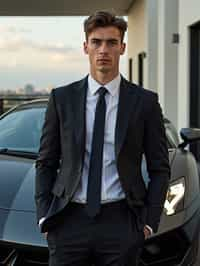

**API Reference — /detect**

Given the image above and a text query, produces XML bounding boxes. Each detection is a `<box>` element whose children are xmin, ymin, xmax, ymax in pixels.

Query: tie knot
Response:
<box><xmin>98</xmin><ymin>87</ymin><xmax>107</xmax><ymax>97</ymax></box>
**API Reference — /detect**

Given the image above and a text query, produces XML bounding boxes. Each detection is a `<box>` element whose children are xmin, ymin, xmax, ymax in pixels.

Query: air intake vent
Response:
<box><xmin>0</xmin><ymin>246</ymin><xmax>16</xmax><ymax>265</ymax></box>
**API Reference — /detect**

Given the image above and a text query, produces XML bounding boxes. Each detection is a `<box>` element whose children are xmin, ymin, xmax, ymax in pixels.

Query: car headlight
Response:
<box><xmin>164</xmin><ymin>177</ymin><xmax>185</xmax><ymax>215</ymax></box>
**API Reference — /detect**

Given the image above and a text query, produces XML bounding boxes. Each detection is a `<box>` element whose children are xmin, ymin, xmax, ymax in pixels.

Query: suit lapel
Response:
<box><xmin>72</xmin><ymin>76</ymin><xmax>88</xmax><ymax>148</ymax></box>
<box><xmin>115</xmin><ymin>78</ymin><xmax>141</xmax><ymax>159</ymax></box>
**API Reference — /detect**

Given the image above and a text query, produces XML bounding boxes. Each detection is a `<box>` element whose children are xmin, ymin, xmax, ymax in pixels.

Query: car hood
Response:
<box><xmin>0</xmin><ymin>154</ymin><xmax>36</xmax><ymax>211</ymax></box>
<box><xmin>0</xmin><ymin>149</ymin><xmax>176</xmax><ymax>212</ymax></box>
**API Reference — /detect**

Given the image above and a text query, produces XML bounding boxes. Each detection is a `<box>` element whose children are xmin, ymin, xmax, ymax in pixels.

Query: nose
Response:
<box><xmin>99</xmin><ymin>41</ymin><xmax>109</xmax><ymax>54</ymax></box>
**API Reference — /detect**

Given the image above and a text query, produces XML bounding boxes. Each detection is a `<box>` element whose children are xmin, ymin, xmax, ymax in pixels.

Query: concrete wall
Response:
<box><xmin>146</xmin><ymin>0</ymin><xmax>158</xmax><ymax>93</ymax></box>
<box><xmin>157</xmin><ymin>0</ymin><xmax>178</xmax><ymax>127</ymax></box>
<box><xmin>178</xmin><ymin>0</ymin><xmax>200</xmax><ymax>130</ymax></box>
<box><xmin>128</xmin><ymin>0</ymin><xmax>178</xmax><ymax>128</ymax></box>
<box><xmin>128</xmin><ymin>0</ymin><xmax>147</xmax><ymax>87</ymax></box>
<box><xmin>146</xmin><ymin>0</ymin><xmax>178</xmax><ymax>126</ymax></box>
<box><xmin>128</xmin><ymin>0</ymin><xmax>200</xmax><ymax>131</ymax></box>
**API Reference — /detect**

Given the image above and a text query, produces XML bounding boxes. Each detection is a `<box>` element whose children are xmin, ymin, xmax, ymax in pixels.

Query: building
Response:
<box><xmin>127</xmin><ymin>0</ymin><xmax>200</xmax><ymax>159</ymax></box>
<box><xmin>24</xmin><ymin>84</ymin><xmax>35</xmax><ymax>95</ymax></box>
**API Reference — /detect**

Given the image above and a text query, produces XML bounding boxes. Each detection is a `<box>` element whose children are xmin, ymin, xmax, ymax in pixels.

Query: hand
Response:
<box><xmin>43</xmin><ymin>232</ymin><xmax>48</xmax><ymax>239</ymax></box>
<box><xmin>143</xmin><ymin>226</ymin><xmax>152</xmax><ymax>239</ymax></box>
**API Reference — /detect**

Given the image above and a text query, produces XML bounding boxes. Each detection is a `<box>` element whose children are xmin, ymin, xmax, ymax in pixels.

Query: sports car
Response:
<box><xmin>0</xmin><ymin>99</ymin><xmax>200</xmax><ymax>266</ymax></box>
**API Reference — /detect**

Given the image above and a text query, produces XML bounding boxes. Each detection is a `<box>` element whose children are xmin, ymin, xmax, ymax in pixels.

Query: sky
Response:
<box><xmin>0</xmin><ymin>17</ymin><xmax>127</xmax><ymax>91</ymax></box>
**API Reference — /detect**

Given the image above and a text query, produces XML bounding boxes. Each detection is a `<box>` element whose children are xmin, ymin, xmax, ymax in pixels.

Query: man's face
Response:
<box><xmin>84</xmin><ymin>26</ymin><xmax>126</xmax><ymax>76</ymax></box>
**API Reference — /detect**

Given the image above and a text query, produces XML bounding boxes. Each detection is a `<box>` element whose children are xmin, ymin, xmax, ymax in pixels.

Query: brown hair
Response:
<box><xmin>84</xmin><ymin>11</ymin><xmax>127</xmax><ymax>43</ymax></box>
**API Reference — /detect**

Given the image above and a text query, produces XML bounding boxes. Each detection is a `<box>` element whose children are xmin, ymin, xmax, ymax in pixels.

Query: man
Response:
<box><xmin>35</xmin><ymin>11</ymin><xmax>170</xmax><ymax>266</ymax></box>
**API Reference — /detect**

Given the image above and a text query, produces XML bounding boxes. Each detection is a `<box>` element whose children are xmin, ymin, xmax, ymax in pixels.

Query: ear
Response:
<box><xmin>83</xmin><ymin>41</ymin><xmax>88</xmax><ymax>54</ymax></box>
<box><xmin>120</xmin><ymin>43</ymin><xmax>126</xmax><ymax>55</ymax></box>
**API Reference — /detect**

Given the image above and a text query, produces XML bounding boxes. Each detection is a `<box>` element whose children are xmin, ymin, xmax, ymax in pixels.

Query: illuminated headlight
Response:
<box><xmin>164</xmin><ymin>177</ymin><xmax>185</xmax><ymax>215</ymax></box>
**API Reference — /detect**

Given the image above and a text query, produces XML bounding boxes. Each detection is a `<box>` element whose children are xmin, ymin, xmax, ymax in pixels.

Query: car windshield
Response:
<box><xmin>0</xmin><ymin>106</ymin><xmax>46</xmax><ymax>154</ymax></box>
<box><xmin>0</xmin><ymin>104</ymin><xmax>176</xmax><ymax>155</ymax></box>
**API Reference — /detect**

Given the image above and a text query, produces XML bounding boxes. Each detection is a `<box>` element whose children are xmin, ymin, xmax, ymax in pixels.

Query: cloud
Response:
<box><xmin>0</xmin><ymin>35</ymin><xmax>76</xmax><ymax>55</ymax></box>
<box><xmin>0</xmin><ymin>36</ymin><xmax>84</xmax><ymax>72</ymax></box>
<box><xmin>0</xmin><ymin>36</ymin><xmax>28</xmax><ymax>51</ymax></box>
<box><xmin>32</xmin><ymin>42</ymin><xmax>74</xmax><ymax>54</ymax></box>
<box><xmin>0</xmin><ymin>25</ymin><xmax>31</xmax><ymax>34</ymax></box>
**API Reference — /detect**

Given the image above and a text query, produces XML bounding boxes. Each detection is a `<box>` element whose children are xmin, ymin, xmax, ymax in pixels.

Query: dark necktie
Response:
<box><xmin>86</xmin><ymin>87</ymin><xmax>107</xmax><ymax>217</ymax></box>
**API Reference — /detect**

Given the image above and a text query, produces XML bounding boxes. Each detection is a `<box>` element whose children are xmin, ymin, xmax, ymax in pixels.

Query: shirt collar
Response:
<box><xmin>88</xmin><ymin>74</ymin><xmax>121</xmax><ymax>97</ymax></box>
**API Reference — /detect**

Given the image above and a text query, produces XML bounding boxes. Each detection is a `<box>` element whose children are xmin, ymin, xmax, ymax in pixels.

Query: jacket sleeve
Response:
<box><xmin>34</xmin><ymin>89</ymin><xmax>61</xmax><ymax>224</ymax></box>
<box><xmin>143</xmin><ymin>93</ymin><xmax>170</xmax><ymax>232</ymax></box>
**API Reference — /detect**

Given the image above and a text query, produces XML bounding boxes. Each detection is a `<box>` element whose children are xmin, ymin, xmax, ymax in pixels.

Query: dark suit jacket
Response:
<box><xmin>35</xmin><ymin>76</ymin><xmax>170</xmax><ymax>233</ymax></box>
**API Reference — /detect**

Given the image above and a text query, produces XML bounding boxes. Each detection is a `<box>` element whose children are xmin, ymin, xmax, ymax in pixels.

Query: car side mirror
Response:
<box><xmin>178</xmin><ymin>128</ymin><xmax>200</xmax><ymax>148</ymax></box>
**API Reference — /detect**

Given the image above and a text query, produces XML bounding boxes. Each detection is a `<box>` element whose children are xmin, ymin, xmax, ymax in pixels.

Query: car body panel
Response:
<box><xmin>0</xmin><ymin>155</ymin><xmax>34</xmax><ymax>211</ymax></box>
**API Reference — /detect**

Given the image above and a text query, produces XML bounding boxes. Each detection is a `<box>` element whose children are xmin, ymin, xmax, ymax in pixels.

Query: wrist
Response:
<box><xmin>144</xmin><ymin>224</ymin><xmax>153</xmax><ymax>235</ymax></box>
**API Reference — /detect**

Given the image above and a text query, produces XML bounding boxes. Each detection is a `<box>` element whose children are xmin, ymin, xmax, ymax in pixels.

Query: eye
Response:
<box><xmin>107</xmin><ymin>40</ymin><xmax>118</xmax><ymax>46</ymax></box>
<box><xmin>91</xmin><ymin>39</ymin><xmax>101</xmax><ymax>46</ymax></box>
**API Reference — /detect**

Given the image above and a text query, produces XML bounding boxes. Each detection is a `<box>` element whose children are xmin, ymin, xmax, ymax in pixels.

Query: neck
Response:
<box><xmin>90</xmin><ymin>70</ymin><xmax>119</xmax><ymax>85</ymax></box>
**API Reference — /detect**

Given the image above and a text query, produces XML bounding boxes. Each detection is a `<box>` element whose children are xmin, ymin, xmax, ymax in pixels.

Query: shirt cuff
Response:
<box><xmin>39</xmin><ymin>217</ymin><xmax>46</xmax><ymax>227</ymax></box>
<box><xmin>144</xmin><ymin>224</ymin><xmax>153</xmax><ymax>235</ymax></box>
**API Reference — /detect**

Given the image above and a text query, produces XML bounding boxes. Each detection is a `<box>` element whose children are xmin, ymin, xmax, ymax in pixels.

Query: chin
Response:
<box><xmin>97</xmin><ymin>66</ymin><xmax>112</xmax><ymax>74</ymax></box>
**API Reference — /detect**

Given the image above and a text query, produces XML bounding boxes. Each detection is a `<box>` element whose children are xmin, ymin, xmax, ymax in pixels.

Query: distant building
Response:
<box><xmin>24</xmin><ymin>84</ymin><xmax>35</xmax><ymax>95</ymax></box>
<box><xmin>16</xmin><ymin>87</ymin><xmax>25</xmax><ymax>94</ymax></box>
<box><xmin>44</xmin><ymin>86</ymin><xmax>53</xmax><ymax>94</ymax></box>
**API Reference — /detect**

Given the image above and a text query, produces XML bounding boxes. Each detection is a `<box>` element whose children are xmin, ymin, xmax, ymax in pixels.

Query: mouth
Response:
<box><xmin>97</xmin><ymin>59</ymin><xmax>111</xmax><ymax>64</ymax></box>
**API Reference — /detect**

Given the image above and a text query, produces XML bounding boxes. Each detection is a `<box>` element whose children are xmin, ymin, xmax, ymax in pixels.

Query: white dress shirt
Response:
<box><xmin>72</xmin><ymin>73</ymin><xmax>126</xmax><ymax>203</ymax></box>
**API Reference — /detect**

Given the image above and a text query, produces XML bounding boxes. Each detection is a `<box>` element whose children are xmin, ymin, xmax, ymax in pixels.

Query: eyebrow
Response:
<box><xmin>91</xmin><ymin>38</ymin><xmax>119</xmax><ymax>42</ymax></box>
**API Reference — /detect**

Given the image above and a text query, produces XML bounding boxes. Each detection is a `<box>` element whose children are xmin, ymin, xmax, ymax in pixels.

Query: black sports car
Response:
<box><xmin>0</xmin><ymin>99</ymin><xmax>200</xmax><ymax>266</ymax></box>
